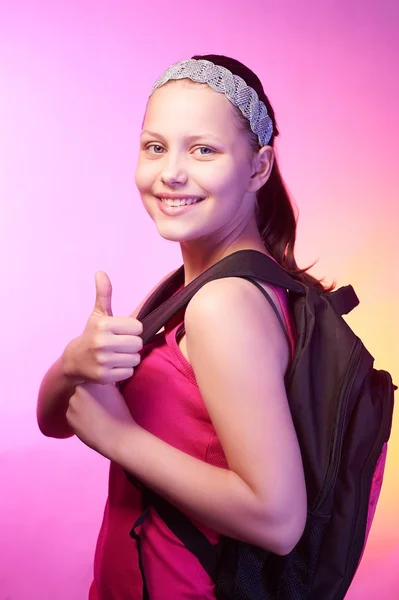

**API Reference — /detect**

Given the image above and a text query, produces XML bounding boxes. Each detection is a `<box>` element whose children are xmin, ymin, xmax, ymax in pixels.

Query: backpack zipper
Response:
<box><xmin>335</xmin><ymin>370</ymin><xmax>393</xmax><ymax>598</ymax></box>
<box><xmin>313</xmin><ymin>341</ymin><xmax>364</xmax><ymax>512</ymax></box>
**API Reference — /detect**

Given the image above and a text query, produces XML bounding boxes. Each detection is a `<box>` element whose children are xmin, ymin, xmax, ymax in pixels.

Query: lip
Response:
<box><xmin>155</xmin><ymin>193</ymin><xmax>205</xmax><ymax>200</ymax></box>
<box><xmin>157</xmin><ymin>196</ymin><xmax>204</xmax><ymax>217</ymax></box>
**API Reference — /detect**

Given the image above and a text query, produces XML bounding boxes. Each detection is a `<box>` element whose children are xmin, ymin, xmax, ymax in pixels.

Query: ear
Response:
<box><xmin>247</xmin><ymin>146</ymin><xmax>274</xmax><ymax>193</ymax></box>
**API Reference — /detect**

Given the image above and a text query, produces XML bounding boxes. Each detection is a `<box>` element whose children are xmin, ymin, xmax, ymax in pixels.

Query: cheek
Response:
<box><xmin>207</xmin><ymin>166</ymin><xmax>248</xmax><ymax>202</ymax></box>
<box><xmin>195</xmin><ymin>162</ymin><xmax>239</xmax><ymax>194</ymax></box>
<box><xmin>134</xmin><ymin>159</ymin><xmax>157</xmax><ymax>192</ymax></box>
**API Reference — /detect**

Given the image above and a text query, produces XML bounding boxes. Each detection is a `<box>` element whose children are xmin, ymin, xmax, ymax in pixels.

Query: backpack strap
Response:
<box><xmin>145</xmin><ymin>491</ymin><xmax>219</xmax><ymax>579</ymax></box>
<box><xmin>139</xmin><ymin>250</ymin><xmax>304</xmax><ymax>345</ymax></box>
<box><xmin>328</xmin><ymin>286</ymin><xmax>359</xmax><ymax>315</ymax></box>
<box><xmin>137</xmin><ymin>266</ymin><xmax>185</xmax><ymax>321</ymax></box>
<box><xmin>126</xmin><ymin>481</ymin><xmax>219</xmax><ymax>579</ymax></box>
<box><xmin>241</xmin><ymin>277</ymin><xmax>292</xmax><ymax>348</ymax></box>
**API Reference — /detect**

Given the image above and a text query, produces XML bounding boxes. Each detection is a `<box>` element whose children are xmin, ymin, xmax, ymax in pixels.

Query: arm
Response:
<box><xmin>37</xmin><ymin>270</ymin><xmax>177</xmax><ymax>439</ymax></box>
<box><xmin>113</xmin><ymin>277</ymin><xmax>307</xmax><ymax>554</ymax></box>
<box><xmin>37</xmin><ymin>343</ymin><xmax>82</xmax><ymax>439</ymax></box>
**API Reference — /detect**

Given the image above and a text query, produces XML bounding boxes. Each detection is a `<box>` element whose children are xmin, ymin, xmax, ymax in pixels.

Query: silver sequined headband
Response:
<box><xmin>150</xmin><ymin>59</ymin><xmax>273</xmax><ymax>147</ymax></box>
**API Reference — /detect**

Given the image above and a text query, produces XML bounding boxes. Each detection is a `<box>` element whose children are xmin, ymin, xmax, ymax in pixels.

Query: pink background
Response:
<box><xmin>0</xmin><ymin>1</ymin><xmax>398</xmax><ymax>598</ymax></box>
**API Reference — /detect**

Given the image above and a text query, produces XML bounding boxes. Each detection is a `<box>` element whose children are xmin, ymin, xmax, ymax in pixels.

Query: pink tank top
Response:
<box><xmin>89</xmin><ymin>284</ymin><xmax>295</xmax><ymax>600</ymax></box>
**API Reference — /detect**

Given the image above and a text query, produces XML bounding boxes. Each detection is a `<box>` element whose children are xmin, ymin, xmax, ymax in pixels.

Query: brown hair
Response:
<box><xmin>191</xmin><ymin>54</ymin><xmax>333</xmax><ymax>292</ymax></box>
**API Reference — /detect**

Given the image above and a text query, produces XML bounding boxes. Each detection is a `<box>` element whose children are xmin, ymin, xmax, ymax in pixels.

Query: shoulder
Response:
<box><xmin>185</xmin><ymin>277</ymin><xmax>289</xmax><ymax>371</ymax></box>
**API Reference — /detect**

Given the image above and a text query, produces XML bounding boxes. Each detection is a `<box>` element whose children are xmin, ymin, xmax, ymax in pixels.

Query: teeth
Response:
<box><xmin>161</xmin><ymin>198</ymin><xmax>200</xmax><ymax>207</ymax></box>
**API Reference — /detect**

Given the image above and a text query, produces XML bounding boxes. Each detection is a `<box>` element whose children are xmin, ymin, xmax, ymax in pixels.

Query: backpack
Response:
<box><xmin>126</xmin><ymin>249</ymin><xmax>396</xmax><ymax>600</ymax></box>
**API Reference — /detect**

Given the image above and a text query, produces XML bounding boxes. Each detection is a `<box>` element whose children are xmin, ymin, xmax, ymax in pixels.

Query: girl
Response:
<box><xmin>37</xmin><ymin>54</ymin><xmax>328</xmax><ymax>599</ymax></box>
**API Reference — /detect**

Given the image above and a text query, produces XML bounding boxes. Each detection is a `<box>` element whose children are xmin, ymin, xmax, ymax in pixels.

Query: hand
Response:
<box><xmin>62</xmin><ymin>272</ymin><xmax>143</xmax><ymax>385</ymax></box>
<box><xmin>66</xmin><ymin>382</ymin><xmax>136</xmax><ymax>458</ymax></box>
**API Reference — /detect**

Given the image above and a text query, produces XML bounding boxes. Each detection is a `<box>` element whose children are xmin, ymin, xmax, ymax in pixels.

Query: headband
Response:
<box><xmin>150</xmin><ymin>59</ymin><xmax>273</xmax><ymax>147</ymax></box>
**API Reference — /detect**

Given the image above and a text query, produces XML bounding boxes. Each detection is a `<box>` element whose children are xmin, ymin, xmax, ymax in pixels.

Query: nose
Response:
<box><xmin>160</xmin><ymin>156</ymin><xmax>188</xmax><ymax>186</ymax></box>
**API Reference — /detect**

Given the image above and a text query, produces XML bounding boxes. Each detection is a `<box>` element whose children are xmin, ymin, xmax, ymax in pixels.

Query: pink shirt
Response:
<box><xmin>89</xmin><ymin>284</ymin><xmax>294</xmax><ymax>600</ymax></box>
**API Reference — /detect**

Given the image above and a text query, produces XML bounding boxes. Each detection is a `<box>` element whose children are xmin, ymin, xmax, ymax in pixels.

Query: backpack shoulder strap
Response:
<box><xmin>242</xmin><ymin>277</ymin><xmax>292</xmax><ymax>347</ymax></box>
<box><xmin>137</xmin><ymin>266</ymin><xmax>185</xmax><ymax>321</ymax></box>
<box><xmin>139</xmin><ymin>250</ymin><xmax>305</xmax><ymax>345</ymax></box>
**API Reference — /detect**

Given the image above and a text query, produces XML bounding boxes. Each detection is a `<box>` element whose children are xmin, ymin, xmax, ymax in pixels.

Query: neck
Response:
<box><xmin>180</xmin><ymin>219</ymin><xmax>269</xmax><ymax>286</ymax></box>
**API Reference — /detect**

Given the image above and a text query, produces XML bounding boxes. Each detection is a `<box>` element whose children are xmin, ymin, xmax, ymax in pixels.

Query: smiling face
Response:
<box><xmin>135</xmin><ymin>79</ymin><xmax>271</xmax><ymax>249</ymax></box>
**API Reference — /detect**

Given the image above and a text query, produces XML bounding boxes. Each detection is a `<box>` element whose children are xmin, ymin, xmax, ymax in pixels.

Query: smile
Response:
<box><xmin>159</xmin><ymin>197</ymin><xmax>204</xmax><ymax>206</ymax></box>
<box><xmin>157</xmin><ymin>196</ymin><xmax>205</xmax><ymax>216</ymax></box>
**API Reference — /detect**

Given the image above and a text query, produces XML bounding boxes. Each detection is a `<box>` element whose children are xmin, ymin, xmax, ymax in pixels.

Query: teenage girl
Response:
<box><xmin>37</xmin><ymin>54</ymin><xmax>328</xmax><ymax>599</ymax></box>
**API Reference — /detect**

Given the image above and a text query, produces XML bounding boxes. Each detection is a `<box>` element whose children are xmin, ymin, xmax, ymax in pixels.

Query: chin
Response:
<box><xmin>155</xmin><ymin>222</ymin><xmax>202</xmax><ymax>244</ymax></box>
<box><xmin>157</xmin><ymin>228</ymin><xmax>192</xmax><ymax>243</ymax></box>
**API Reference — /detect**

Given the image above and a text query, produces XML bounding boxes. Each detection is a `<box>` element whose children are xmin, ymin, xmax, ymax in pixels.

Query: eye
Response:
<box><xmin>146</xmin><ymin>144</ymin><xmax>165</xmax><ymax>154</ymax></box>
<box><xmin>194</xmin><ymin>147</ymin><xmax>215</xmax><ymax>156</ymax></box>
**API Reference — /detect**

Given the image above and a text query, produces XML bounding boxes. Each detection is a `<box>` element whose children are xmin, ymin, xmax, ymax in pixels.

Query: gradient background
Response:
<box><xmin>0</xmin><ymin>1</ymin><xmax>398</xmax><ymax>598</ymax></box>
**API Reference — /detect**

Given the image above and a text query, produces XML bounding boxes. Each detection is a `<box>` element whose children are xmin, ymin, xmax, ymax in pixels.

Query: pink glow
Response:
<box><xmin>0</xmin><ymin>0</ymin><xmax>398</xmax><ymax>597</ymax></box>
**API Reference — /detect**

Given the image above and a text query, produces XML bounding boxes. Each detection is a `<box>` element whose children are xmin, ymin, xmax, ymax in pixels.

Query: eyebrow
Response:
<box><xmin>140</xmin><ymin>130</ymin><xmax>224</xmax><ymax>144</ymax></box>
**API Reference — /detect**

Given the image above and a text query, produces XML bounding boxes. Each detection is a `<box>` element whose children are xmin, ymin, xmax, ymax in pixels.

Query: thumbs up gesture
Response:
<box><xmin>62</xmin><ymin>272</ymin><xmax>143</xmax><ymax>385</ymax></box>
<box><xmin>93</xmin><ymin>271</ymin><xmax>114</xmax><ymax>317</ymax></box>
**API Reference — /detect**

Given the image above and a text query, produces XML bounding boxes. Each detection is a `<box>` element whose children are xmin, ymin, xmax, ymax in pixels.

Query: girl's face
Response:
<box><xmin>135</xmin><ymin>80</ymin><xmax>269</xmax><ymax>246</ymax></box>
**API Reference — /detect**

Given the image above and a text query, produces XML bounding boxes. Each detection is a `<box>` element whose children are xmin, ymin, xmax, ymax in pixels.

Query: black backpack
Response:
<box><xmin>126</xmin><ymin>249</ymin><xmax>395</xmax><ymax>600</ymax></box>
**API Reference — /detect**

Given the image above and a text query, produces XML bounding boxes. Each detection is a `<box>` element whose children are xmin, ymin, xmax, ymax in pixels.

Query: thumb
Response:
<box><xmin>94</xmin><ymin>271</ymin><xmax>113</xmax><ymax>316</ymax></box>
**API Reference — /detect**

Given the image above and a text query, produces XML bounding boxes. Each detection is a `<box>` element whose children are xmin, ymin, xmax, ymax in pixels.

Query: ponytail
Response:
<box><xmin>256</xmin><ymin>160</ymin><xmax>333</xmax><ymax>292</ymax></box>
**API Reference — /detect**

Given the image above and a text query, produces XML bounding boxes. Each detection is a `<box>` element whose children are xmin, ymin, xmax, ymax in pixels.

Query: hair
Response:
<box><xmin>191</xmin><ymin>54</ymin><xmax>333</xmax><ymax>292</ymax></box>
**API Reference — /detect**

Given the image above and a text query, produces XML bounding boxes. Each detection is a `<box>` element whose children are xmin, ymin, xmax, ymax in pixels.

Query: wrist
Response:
<box><xmin>111</xmin><ymin>422</ymin><xmax>141</xmax><ymax>468</ymax></box>
<box><xmin>62</xmin><ymin>338</ymin><xmax>85</xmax><ymax>386</ymax></box>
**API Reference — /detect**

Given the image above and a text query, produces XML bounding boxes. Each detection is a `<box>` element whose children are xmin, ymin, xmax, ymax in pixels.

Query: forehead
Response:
<box><xmin>144</xmin><ymin>80</ymin><xmax>240</xmax><ymax>139</ymax></box>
